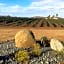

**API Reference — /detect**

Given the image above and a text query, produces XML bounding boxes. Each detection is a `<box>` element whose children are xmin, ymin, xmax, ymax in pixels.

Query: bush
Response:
<box><xmin>32</xmin><ymin>43</ymin><xmax>42</xmax><ymax>56</ymax></box>
<box><xmin>41</xmin><ymin>36</ymin><xmax>49</xmax><ymax>47</ymax></box>
<box><xmin>15</xmin><ymin>50</ymin><xmax>29</xmax><ymax>63</ymax></box>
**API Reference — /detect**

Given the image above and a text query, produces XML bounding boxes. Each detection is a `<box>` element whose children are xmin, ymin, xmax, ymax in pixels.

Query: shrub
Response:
<box><xmin>32</xmin><ymin>43</ymin><xmax>42</xmax><ymax>56</ymax></box>
<box><xmin>41</xmin><ymin>36</ymin><xmax>49</xmax><ymax>47</ymax></box>
<box><xmin>15</xmin><ymin>50</ymin><xmax>29</xmax><ymax>63</ymax></box>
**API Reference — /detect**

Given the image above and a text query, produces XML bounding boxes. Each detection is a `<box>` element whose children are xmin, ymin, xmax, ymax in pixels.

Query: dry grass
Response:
<box><xmin>59</xmin><ymin>62</ymin><xmax>64</xmax><ymax>64</ymax></box>
<box><xmin>0</xmin><ymin>26</ymin><xmax>64</xmax><ymax>42</ymax></box>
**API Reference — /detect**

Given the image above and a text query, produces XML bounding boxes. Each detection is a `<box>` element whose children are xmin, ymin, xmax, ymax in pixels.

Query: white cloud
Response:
<box><xmin>0</xmin><ymin>0</ymin><xmax>64</xmax><ymax>17</ymax></box>
<box><xmin>31</xmin><ymin>0</ymin><xmax>54</xmax><ymax>7</ymax></box>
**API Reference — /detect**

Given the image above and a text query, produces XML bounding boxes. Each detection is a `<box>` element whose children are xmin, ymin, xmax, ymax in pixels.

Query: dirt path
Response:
<box><xmin>0</xmin><ymin>27</ymin><xmax>64</xmax><ymax>42</ymax></box>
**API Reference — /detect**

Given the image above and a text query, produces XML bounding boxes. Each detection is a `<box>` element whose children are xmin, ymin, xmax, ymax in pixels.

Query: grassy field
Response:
<box><xmin>0</xmin><ymin>26</ymin><xmax>64</xmax><ymax>42</ymax></box>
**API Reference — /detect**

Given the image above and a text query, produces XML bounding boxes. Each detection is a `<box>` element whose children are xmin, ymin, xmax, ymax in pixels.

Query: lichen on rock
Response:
<box><xmin>50</xmin><ymin>38</ymin><xmax>64</xmax><ymax>52</ymax></box>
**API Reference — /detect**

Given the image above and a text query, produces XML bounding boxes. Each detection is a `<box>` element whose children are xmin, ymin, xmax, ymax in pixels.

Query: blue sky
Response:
<box><xmin>0</xmin><ymin>0</ymin><xmax>32</xmax><ymax>6</ymax></box>
<box><xmin>0</xmin><ymin>0</ymin><xmax>64</xmax><ymax>17</ymax></box>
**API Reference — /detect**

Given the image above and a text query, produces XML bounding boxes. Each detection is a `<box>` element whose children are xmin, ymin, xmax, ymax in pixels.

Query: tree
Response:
<box><xmin>56</xmin><ymin>14</ymin><xmax>58</xmax><ymax>17</ymax></box>
<box><xmin>47</xmin><ymin>15</ymin><xmax>50</xmax><ymax>19</ymax></box>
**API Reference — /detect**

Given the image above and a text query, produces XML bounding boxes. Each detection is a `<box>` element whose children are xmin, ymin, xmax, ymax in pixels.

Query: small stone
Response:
<box><xmin>47</xmin><ymin>52</ymin><xmax>50</xmax><ymax>56</ymax></box>
<box><xmin>0</xmin><ymin>60</ymin><xmax>3</xmax><ymax>64</ymax></box>
<box><xmin>43</xmin><ymin>53</ymin><xmax>45</xmax><ymax>56</ymax></box>
<box><xmin>7</xmin><ymin>44</ymin><xmax>9</xmax><ymax>49</ymax></box>
<box><xmin>45</xmin><ymin>61</ymin><xmax>49</xmax><ymax>64</ymax></box>
<box><xmin>41</xmin><ymin>61</ymin><xmax>43</xmax><ymax>64</ymax></box>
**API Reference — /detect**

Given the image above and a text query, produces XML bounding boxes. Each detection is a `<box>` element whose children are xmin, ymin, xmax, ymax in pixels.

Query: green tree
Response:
<box><xmin>47</xmin><ymin>15</ymin><xmax>50</xmax><ymax>19</ymax></box>
<box><xmin>56</xmin><ymin>14</ymin><xmax>58</xmax><ymax>17</ymax></box>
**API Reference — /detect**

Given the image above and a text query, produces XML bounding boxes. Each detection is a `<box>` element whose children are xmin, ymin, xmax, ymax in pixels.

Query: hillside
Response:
<box><xmin>0</xmin><ymin>16</ymin><xmax>64</xmax><ymax>28</ymax></box>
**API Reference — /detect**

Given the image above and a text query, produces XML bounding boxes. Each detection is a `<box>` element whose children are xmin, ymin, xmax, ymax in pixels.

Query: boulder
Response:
<box><xmin>15</xmin><ymin>29</ymin><xmax>36</xmax><ymax>48</ymax></box>
<box><xmin>50</xmin><ymin>38</ymin><xmax>64</xmax><ymax>51</ymax></box>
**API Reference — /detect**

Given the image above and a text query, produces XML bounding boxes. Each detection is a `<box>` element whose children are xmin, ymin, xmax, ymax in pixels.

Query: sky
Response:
<box><xmin>0</xmin><ymin>0</ymin><xmax>64</xmax><ymax>17</ymax></box>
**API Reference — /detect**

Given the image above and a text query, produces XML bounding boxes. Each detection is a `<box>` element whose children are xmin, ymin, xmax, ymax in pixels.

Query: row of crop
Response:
<box><xmin>20</xmin><ymin>18</ymin><xmax>64</xmax><ymax>27</ymax></box>
<box><xmin>0</xmin><ymin>16</ymin><xmax>64</xmax><ymax>27</ymax></box>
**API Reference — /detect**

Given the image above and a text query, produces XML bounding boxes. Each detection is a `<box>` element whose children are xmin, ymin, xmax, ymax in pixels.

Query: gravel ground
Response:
<box><xmin>0</xmin><ymin>40</ymin><xmax>64</xmax><ymax>64</ymax></box>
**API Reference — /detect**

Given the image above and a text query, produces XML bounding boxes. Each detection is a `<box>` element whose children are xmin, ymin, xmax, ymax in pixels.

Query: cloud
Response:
<box><xmin>31</xmin><ymin>0</ymin><xmax>53</xmax><ymax>7</ymax></box>
<box><xmin>24</xmin><ymin>0</ymin><xmax>64</xmax><ymax>17</ymax></box>
<box><xmin>0</xmin><ymin>0</ymin><xmax>64</xmax><ymax>17</ymax></box>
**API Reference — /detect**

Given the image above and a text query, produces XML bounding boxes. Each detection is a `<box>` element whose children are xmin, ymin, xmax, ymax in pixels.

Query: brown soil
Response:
<box><xmin>0</xmin><ymin>26</ymin><xmax>64</xmax><ymax>42</ymax></box>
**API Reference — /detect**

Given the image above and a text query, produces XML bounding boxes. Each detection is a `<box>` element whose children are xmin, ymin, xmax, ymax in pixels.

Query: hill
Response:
<box><xmin>0</xmin><ymin>16</ymin><xmax>64</xmax><ymax>28</ymax></box>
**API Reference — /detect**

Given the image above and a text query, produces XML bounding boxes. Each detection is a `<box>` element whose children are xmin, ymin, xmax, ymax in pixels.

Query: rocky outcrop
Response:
<box><xmin>15</xmin><ymin>29</ymin><xmax>36</xmax><ymax>48</ymax></box>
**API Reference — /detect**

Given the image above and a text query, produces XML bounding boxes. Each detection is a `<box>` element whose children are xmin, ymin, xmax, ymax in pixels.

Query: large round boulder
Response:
<box><xmin>15</xmin><ymin>29</ymin><xmax>36</xmax><ymax>48</ymax></box>
<box><xmin>50</xmin><ymin>38</ymin><xmax>64</xmax><ymax>51</ymax></box>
